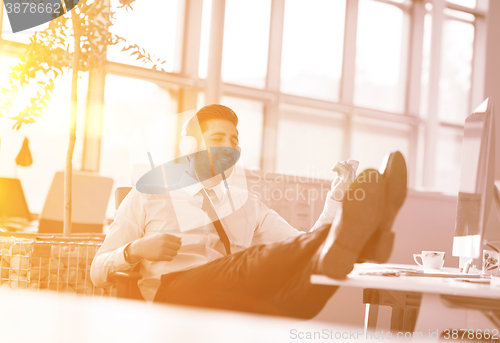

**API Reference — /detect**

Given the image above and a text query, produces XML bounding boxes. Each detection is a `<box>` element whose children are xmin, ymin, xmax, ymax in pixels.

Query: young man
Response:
<box><xmin>91</xmin><ymin>104</ymin><xmax>407</xmax><ymax>319</ymax></box>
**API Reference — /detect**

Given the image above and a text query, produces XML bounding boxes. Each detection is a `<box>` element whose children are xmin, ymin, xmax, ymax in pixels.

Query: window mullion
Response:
<box><xmin>206</xmin><ymin>0</ymin><xmax>226</xmax><ymax>104</ymax></box>
<box><xmin>263</xmin><ymin>0</ymin><xmax>285</xmax><ymax>172</ymax></box>
<box><xmin>82</xmin><ymin>70</ymin><xmax>106</xmax><ymax>172</ymax></box>
<box><xmin>340</xmin><ymin>0</ymin><xmax>358</xmax><ymax>163</ymax></box>
<box><xmin>406</xmin><ymin>0</ymin><xmax>426</xmax><ymax>188</ymax></box>
<box><xmin>340</xmin><ymin>0</ymin><xmax>359</xmax><ymax>106</ymax></box>
<box><xmin>177</xmin><ymin>0</ymin><xmax>204</xmax><ymax>120</ymax></box>
<box><xmin>181</xmin><ymin>0</ymin><xmax>203</xmax><ymax>81</ymax></box>
<box><xmin>266</xmin><ymin>0</ymin><xmax>285</xmax><ymax>92</ymax></box>
<box><xmin>422</xmin><ymin>0</ymin><xmax>445</xmax><ymax>188</ymax></box>
<box><xmin>83</xmin><ymin>0</ymin><xmax>111</xmax><ymax>173</ymax></box>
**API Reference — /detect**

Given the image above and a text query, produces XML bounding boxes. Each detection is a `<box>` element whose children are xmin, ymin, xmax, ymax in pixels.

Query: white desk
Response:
<box><xmin>0</xmin><ymin>289</ymin><xmax>362</xmax><ymax>343</ymax></box>
<box><xmin>312</xmin><ymin>264</ymin><xmax>500</xmax><ymax>333</ymax></box>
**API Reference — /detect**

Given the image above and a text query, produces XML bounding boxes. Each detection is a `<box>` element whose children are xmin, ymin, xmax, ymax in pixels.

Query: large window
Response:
<box><xmin>0</xmin><ymin>0</ymin><xmax>488</xmax><ymax>218</ymax></box>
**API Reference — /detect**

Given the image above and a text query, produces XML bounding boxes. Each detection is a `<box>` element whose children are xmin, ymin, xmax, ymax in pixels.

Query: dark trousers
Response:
<box><xmin>154</xmin><ymin>224</ymin><xmax>338</xmax><ymax>319</ymax></box>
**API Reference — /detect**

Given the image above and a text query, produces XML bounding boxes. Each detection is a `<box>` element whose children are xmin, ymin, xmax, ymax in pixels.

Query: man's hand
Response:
<box><xmin>330</xmin><ymin>160</ymin><xmax>359</xmax><ymax>201</ymax></box>
<box><xmin>126</xmin><ymin>233</ymin><xmax>182</xmax><ymax>264</ymax></box>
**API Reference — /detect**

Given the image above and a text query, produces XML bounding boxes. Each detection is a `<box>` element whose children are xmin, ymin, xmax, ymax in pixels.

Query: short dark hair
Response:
<box><xmin>182</xmin><ymin>104</ymin><xmax>239</xmax><ymax>138</ymax></box>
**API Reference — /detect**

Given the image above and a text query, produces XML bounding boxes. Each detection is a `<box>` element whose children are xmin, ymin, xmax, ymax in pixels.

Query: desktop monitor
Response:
<box><xmin>453</xmin><ymin>98</ymin><xmax>495</xmax><ymax>260</ymax></box>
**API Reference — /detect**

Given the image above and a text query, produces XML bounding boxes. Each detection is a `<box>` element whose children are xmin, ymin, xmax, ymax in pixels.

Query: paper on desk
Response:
<box><xmin>352</xmin><ymin>263</ymin><xmax>482</xmax><ymax>278</ymax></box>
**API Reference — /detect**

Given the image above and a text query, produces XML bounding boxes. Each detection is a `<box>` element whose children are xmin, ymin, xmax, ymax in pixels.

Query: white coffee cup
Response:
<box><xmin>413</xmin><ymin>251</ymin><xmax>445</xmax><ymax>270</ymax></box>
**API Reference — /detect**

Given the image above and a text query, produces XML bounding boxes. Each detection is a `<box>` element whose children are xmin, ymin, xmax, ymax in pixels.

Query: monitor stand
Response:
<box><xmin>457</xmin><ymin>181</ymin><xmax>500</xmax><ymax>273</ymax></box>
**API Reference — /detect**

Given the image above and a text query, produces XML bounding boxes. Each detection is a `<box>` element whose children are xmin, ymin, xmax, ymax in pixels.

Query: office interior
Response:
<box><xmin>1</xmin><ymin>0</ymin><xmax>500</xmax><ymax>337</ymax></box>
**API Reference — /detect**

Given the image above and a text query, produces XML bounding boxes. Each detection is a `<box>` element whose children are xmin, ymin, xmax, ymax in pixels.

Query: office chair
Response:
<box><xmin>38</xmin><ymin>171</ymin><xmax>113</xmax><ymax>234</ymax></box>
<box><xmin>108</xmin><ymin>186</ymin><xmax>144</xmax><ymax>300</ymax></box>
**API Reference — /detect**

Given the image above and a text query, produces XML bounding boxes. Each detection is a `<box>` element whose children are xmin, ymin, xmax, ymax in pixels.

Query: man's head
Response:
<box><xmin>181</xmin><ymin>104</ymin><xmax>241</xmax><ymax>185</ymax></box>
<box><xmin>182</xmin><ymin>104</ymin><xmax>239</xmax><ymax>141</ymax></box>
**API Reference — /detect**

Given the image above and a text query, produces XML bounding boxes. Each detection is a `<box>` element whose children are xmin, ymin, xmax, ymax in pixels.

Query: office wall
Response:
<box><xmin>484</xmin><ymin>0</ymin><xmax>500</xmax><ymax>245</ymax></box>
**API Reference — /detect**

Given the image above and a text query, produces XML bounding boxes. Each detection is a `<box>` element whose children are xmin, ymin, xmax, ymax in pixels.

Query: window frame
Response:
<box><xmin>0</xmin><ymin>0</ymin><xmax>488</xmax><ymax>193</ymax></box>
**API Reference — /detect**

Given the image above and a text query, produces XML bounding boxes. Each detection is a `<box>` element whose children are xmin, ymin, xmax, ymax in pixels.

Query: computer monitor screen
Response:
<box><xmin>453</xmin><ymin>98</ymin><xmax>495</xmax><ymax>259</ymax></box>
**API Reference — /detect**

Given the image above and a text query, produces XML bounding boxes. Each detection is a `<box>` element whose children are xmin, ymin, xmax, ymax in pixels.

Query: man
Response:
<box><xmin>91</xmin><ymin>104</ymin><xmax>407</xmax><ymax>319</ymax></box>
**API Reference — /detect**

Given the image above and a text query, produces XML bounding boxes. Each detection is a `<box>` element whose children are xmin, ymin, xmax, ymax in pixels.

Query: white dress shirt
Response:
<box><xmin>91</xmin><ymin>173</ymin><xmax>341</xmax><ymax>301</ymax></box>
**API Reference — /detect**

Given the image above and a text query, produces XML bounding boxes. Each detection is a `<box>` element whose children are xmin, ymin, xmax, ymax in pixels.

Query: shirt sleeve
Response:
<box><xmin>251</xmin><ymin>200</ymin><xmax>303</xmax><ymax>246</ymax></box>
<box><xmin>90</xmin><ymin>188</ymin><xmax>145</xmax><ymax>288</ymax></box>
<box><xmin>310</xmin><ymin>190</ymin><xmax>342</xmax><ymax>232</ymax></box>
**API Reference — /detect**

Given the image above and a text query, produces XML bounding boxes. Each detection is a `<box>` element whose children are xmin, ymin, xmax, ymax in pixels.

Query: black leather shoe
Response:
<box><xmin>358</xmin><ymin>151</ymin><xmax>408</xmax><ymax>263</ymax></box>
<box><xmin>316</xmin><ymin>169</ymin><xmax>386</xmax><ymax>279</ymax></box>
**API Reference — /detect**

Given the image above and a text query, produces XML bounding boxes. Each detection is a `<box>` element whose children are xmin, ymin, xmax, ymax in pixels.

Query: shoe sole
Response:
<box><xmin>359</xmin><ymin>151</ymin><xmax>407</xmax><ymax>263</ymax></box>
<box><xmin>319</xmin><ymin>169</ymin><xmax>386</xmax><ymax>279</ymax></box>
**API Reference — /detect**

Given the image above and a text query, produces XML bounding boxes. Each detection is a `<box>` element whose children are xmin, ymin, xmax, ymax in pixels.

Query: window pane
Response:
<box><xmin>0</xmin><ymin>55</ymin><xmax>86</xmax><ymax>214</ymax></box>
<box><xmin>352</xmin><ymin>121</ymin><xmax>410</xmax><ymax>172</ymax></box>
<box><xmin>435</xmin><ymin>127</ymin><xmax>462</xmax><ymax>192</ymax></box>
<box><xmin>1</xmin><ymin>9</ymin><xmax>49</xmax><ymax>44</ymax></box>
<box><xmin>221</xmin><ymin>0</ymin><xmax>271</xmax><ymax>88</ymax></box>
<box><xmin>276</xmin><ymin>118</ymin><xmax>344</xmax><ymax>178</ymax></box>
<box><xmin>220</xmin><ymin>96</ymin><xmax>264</xmax><ymax>170</ymax></box>
<box><xmin>107</xmin><ymin>0</ymin><xmax>182</xmax><ymax>72</ymax></box>
<box><xmin>101</xmin><ymin>75</ymin><xmax>178</xmax><ymax>217</ymax></box>
<box><xmin>354</xmin><ymin>0</ymin><xmax>405</xmax><ymax>113</ymax></box>
<box><xmin>437</xmin><ymin>19</ymin><xmax>474</xmax><ymax>124</ymax></box>
<box><xmin>280</xmin><ymin>0</ymin><xmax>346</xmax><ymax>101</ymax></box>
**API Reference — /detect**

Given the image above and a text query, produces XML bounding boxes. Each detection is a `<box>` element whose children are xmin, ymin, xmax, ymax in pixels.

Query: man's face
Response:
<box><xmin>192</xmin><ymin>119</ymin><xmax>241</xmax><ymax>181</ymax></box>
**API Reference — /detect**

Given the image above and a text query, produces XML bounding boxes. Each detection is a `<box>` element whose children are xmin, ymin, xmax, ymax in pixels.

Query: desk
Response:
<box><xmin>0</xmin><ymin>289</ymin><xmax>362</xmax><ymax>343</ymax></box>
<box><xmin>312</xmin><ymin>264</ymin><xmax>500</xmax><ymax>333</ymax></box>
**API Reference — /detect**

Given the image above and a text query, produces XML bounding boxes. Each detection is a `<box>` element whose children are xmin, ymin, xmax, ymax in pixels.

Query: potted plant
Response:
<box><xmin>0</xmin><ymin>0</ymin><xmax>168</xmax><ymax>236</ymax></box>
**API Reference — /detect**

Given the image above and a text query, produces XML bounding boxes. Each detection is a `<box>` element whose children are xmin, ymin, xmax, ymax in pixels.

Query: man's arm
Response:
<box><xmin>310</xmin><ymin>160</ymin><xmax>358</xmax><ymax>232</ymax></box>
<box><xmin>90</xmin><ymin>188</ymin><xmax>146</xmax><ymax>288</ymax></box>
<box><xmin>249</xmin><ymin>159</ymin><xmax>358</xmax><ymax>244</ymax></box>
<box><xmin>251</xmin><ymin>199</ymin><xmax>303</xmax><ymax>246</ymax></box>
<box><xmin>90</xmin><ymin>188</ymin><xmax>183</xmax><ymax>288</ymax></box>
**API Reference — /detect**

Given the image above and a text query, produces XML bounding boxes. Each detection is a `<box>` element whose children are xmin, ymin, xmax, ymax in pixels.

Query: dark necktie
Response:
<box><xmin>201</xmin><ymin>188</ymin><xmax>231</xmax><ymax>255</ymax></box>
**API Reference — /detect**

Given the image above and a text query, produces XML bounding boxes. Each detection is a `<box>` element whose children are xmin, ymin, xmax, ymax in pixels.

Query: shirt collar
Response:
<box><xmin>179</xmin><ymin>172</ymin><xmax>225</xmax><ymax>201</ymax></box>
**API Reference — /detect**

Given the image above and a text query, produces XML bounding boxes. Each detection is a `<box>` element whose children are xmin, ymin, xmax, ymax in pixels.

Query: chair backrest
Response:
<box><xmin>38</xmin><ymin>171</ymin><xmax>113</xmax><ymax>234</ymax></box>
<box><xmin>115</xmin><ymin>187</ymin><xmax>133</xmax><ymax>210</ymax></box>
